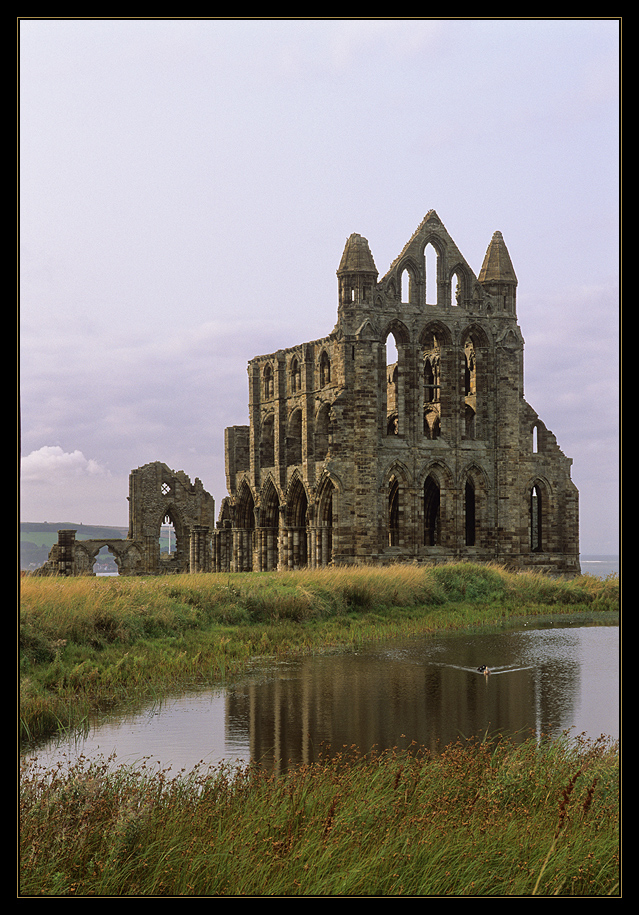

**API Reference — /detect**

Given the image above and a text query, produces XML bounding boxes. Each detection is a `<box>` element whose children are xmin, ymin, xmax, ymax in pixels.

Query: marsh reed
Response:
<box><xmin>19</xmin><ymin>731</ymin><xmax>619</xmax><ymax>896</ymax></box>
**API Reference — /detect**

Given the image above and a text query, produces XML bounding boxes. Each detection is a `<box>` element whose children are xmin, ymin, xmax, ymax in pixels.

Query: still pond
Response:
<box><xmin>26</xmin><ymin>619</ymin><xmax>619</xmax><ymax>775</ymax></box>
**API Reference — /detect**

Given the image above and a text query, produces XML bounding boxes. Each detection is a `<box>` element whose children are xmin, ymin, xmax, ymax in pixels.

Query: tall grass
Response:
<box><xmin>20</xmin><ymin>563</ymin><xmax>619</xmax><ymax>746</ymax></box>
<box><xmin>19</xmin><ymin>731</ymin><xmax>619</xmax><ymax>896</ymax></box>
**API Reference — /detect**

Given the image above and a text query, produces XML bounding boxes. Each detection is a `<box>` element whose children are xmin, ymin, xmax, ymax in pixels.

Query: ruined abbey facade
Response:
<box><xmin>214</xmin><ymin>210</ymin><xmax>579</xmax><ymax>576</ymax></box>
<box><xmin>40</xmin><ymin>210</ymin><xmax>579</xmax><ymax>576</ymax></box>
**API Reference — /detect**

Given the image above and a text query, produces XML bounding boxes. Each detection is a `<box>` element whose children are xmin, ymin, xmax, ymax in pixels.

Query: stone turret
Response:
<box><xmin>478</xmin><ymin>230</ymin><xmax>518</xmax><ymax>315</ymax></box>
<box><xmin>336</xmin><ymin>233</ymin><xmax>378</xmax><ymax>327</ymax></box>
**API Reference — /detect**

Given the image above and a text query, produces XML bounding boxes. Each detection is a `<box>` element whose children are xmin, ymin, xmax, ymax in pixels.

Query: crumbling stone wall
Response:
<box><xmin>213</xmin><ymin>210</ymin><xmax>580</xmax><ymax>575</ymax></box>
<box><xmin>37</xmin><ymin>462</ymin><xmax>216</xmax><ymax>575</ymax></box>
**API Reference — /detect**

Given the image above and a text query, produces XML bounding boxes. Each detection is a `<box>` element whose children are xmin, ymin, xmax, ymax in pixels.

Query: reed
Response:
<box><xmin>20</xmin><ymin>563</ymin><xmax>618</xmax><ymax>746</ymax></box>
<box><xmin>19</xmin><ymin>731</ymin><xmax>619</xmax><ymax>896</ymax></box>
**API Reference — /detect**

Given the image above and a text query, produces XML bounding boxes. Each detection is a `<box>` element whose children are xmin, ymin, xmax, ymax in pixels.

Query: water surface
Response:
<box><xmin>26</xmin><ymin>622</ymin><xmax>618</xmax><ymax>775</ymax></box>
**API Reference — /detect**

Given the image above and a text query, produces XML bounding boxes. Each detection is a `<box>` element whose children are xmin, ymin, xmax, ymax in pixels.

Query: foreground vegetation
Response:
<box><xmin>19</xmin><ymin>562</ymin><xmax>619</xmax><ymax>748</ymax></box>
<box><xmin>20</xmin><ymin>730</ymin><xmax>619</xmax><ymax>896</ymax></box>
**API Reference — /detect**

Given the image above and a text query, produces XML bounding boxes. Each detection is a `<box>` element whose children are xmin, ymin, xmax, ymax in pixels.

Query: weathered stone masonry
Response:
<box><xmin>214</xmin><ymin>210</ymin><xmax>579</xmax><ymax>576</ymax></box>
<box><xmin>40</xmin><ymin>210</ymin><xmax>579</xmax><ymax>575</ymax></box>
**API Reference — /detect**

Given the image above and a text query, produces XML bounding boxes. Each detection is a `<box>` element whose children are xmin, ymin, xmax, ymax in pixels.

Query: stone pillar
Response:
<box><xmin>57</xmin><ymin>530</ymin><xmax>76</xmax><ymax>575</ymax></box>
<box><xmin>189</xmin><ymin>525</ymin><xmax>210</xmax><ymax>573</ymax></box>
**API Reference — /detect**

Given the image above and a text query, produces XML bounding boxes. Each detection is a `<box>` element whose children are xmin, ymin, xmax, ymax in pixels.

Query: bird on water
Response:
<box><xmin>477</xmin><ymin>665</ymin><xmax>490</xmax><ymax>675</ymax></box>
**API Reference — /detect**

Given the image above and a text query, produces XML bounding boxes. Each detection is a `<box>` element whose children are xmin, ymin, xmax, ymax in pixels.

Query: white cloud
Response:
<box><xmin>21</xmin><ymin>445</ymin><xmax>108</xmax><ymax>483</ymax></box>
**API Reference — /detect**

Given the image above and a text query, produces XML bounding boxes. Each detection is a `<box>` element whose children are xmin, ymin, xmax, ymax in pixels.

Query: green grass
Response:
<box><xmin>19</xmin><ymin>562</ymin><xmax>619</xmax><ymax>747</ymax></box>
<box><xmin>19</xmin><ymin>730</ymin><xmax>619</xmax><ymax>896</ymax></box>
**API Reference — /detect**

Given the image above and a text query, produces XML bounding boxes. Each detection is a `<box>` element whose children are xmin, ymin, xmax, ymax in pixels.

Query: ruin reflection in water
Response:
<box><xmin>30</xmin><ymin>623</ymin><xmax>619</xmax><ymax>775</ymax></box>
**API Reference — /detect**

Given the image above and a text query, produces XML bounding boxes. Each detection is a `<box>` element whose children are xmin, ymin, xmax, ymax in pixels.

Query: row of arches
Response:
<box><xmin>260</xmin><ymin>400</ymin><xmax>332</xmax><ymax>468</ymax></box>
<box><xmin>262</xmin><ymin>349</ymin><xmax>333</xmax><ymax>401</ymax></box>
<box><xmin>216</xmin><ymin>473</ymin><xmax>337</xmax><ymax>572</ymax></box>
<box><xmin>384</xmin><ymin>464</ymin><xmax>552</xmax><ymax>554</ymax></box>
<box><xmin>396</xmin><ymin>240</ymin><xmax>471</xmax><ymax>308</ymax></box>
<box><xmin>382</xmin><ymin>321</ymin><xmax>487</xmax><ymax>441</ymax></box>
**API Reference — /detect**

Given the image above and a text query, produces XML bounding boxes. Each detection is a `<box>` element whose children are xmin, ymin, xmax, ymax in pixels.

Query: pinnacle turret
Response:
<box><xmin>478</xmin><ymin>231</ymin><xmax>517</xmax><ymax>285</ymax></box>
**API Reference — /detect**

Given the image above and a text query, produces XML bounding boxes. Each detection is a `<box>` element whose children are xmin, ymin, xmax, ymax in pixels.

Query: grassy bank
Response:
<box><xmin>19</xmin><ymin>562</ymin><xmax>619</xmax><ymax>747</ymax></box>
<box><xmin>19</xmin><ymin>730</ymin><xmax>619</xmax><ymax>896</ymax></box>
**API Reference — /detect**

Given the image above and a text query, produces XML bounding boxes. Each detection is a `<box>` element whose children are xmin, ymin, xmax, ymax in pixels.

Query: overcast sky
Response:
<box><xmin>19</xmin><ymin>18</ymin><xmax>619</xmax><ymax>554</ymax></box>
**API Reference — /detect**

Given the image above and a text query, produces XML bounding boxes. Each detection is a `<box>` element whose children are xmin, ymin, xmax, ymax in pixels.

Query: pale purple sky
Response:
<box><xmin>19</xmin><ymin>19</ymin><xmax>619</xmax><ymax>553</ymax></box>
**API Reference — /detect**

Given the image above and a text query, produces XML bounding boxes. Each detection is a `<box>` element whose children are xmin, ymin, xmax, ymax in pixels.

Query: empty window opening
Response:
<box><xmin>451</xmin><ymin>272</ymin><xmax>460</xmax><ymax>306</ymax></box>
<box><xmin>530</xmin><ymin>484</ymin><xmax>542</xmax><ymax>552</ymax></box>
<box><xmin>315</xmin><ymin>402</ymin><xmax>331</xmax><ymax>460</ymax></box>
<box><xmin>261</xmin><ymin>414</ymin><xmax>275</xmax><ymax>467</ymax></box>
<box><xmin>423</xmin><ymin>354</ymin><xmax>440</xmax><ymax>405</ymax></box>
<box><xmin>320</xmin><ymin>351</ymin><xmax>331</xmax><ymax>387</ymax></box>
<box><xmin>93</xmin><ymin>544</ymin><xmax>118</xmax><ymax>576</ymax></box>
<box><xmin>386</xmin><ymin>333</ymin><xmax>399</xmax><ymax>434</ymax></box>
<box><xmin>286</xmin><ymin>409</ymin><xmax>303</xmax><ymax>466</ymax></box>
<box><xmin>463</xmin><ymin>404</ymin><xmax>476</xmax><ymax>440</ymax></box>
<box><xmin>290</xmin><ymin>358</ymin><xmax>301</xmax><ymax>393</ymax></box>
<box><xmin>464</xmin><ymin>342</ymin><xmax>476</xmax><ymax>395</ymax></box>
<box><xmin>263</xmin><ymin>364</ymin><xmax>274</xmax><ymax>399</ymax></box>
<box><xmin>465</xmin><ymin>481</ymin><xmax>476</xmax><ymax>546</ymax></box>
<box><xmin>532</xmin><ymin>424</ymin><xmax>539</xmax><ymax>453</ymax></box>
<box><xmin>389</xmin><ymin>477</ymin><xmax>400</xmax><ymax>546</ymax></box>
<box><xmin>424</xmin><ymin>409</ymin><xmax>441</xmax><ymax>439</ymax></box>
<box><xmin>401</xmin><ymin>268</ymin><xmax>412</xmax><ymax>304</ymax></box>
<box><xmin>161</xmin><ymin>517</ymin><xmax>175</xmax><ymax>555</ymax></box>
<box><xmin>424</xmin><ymin>475</ymin><xmax>441</xmax><ymax>546</ymax></box>
<box><xmin>425</xmin><ymin>243</ymin><xmax>438</xmax><ymax>305</ymax></box>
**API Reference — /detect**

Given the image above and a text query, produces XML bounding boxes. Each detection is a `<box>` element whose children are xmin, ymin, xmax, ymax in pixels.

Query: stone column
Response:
<box><xmin>57</xmin><ymin>530</ymin><xmax>76</xmax><ymax>575</ymax></box>
<box><xmin>189</xmin><ymin>525</ymin><xmax>210</xmax><ymax>573</ymax></box>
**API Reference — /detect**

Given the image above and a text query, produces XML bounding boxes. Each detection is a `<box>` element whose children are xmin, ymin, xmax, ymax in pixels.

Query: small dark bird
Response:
<box><xmin>477</xmin><ymin>665</ymin><xmax>490</xmax><ymax>675</ymax></box>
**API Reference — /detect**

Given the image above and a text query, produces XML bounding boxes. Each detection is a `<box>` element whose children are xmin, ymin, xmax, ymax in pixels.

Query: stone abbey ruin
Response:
<box><xmin>41</xmin><ymin>210</ymin><xmax>580</xmax><ymax>577</ymax></box>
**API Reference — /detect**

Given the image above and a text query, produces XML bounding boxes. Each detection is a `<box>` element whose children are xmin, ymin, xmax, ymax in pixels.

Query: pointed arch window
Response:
<box><xmin>319</xmin><ymin>351</ymin><xmax>331</xmax><ymax>387</ymax></box>
<box><xmin>263</xmin><ymin>364</ymin><xmax>274</xmax><ymax>399</ymax></box>
<box><xmin>401</xmin><ymin>267</ymin><xmax>415</xmax><ymax>304</ymax></box>
<box><xmin>286</xmin><ymin>409</ymin><xmax>303</xmax><ymax>466</ymax></box>
<box><xmin>260</xmin><ymin>414</ymin><xmax>275</xmax><ymax>467</ymax></box>
<box><xmin>385</xmin><ymin>332</ymin><xmax>400</xmax><ymax>435</ymax></box>
<box><xmin>424</xmin><ymin>475</ymin><xmax>441</xmax><ymax>546</ymax></box>
<box><xmin>389</xmin><ymin>476</ymin><xmax>400</xmax><ymax>546</ymax></box>
<box><xmin>530</xmin><ymin>484</ymin><xmax>542</xmax><ymax>552</ymax></box>
<box><xmin>465</xmin><ymin>480</ymin><xmax>476</xmax><ymax>546</ymax></box>
<box><xmin>463</xmin><ymin>404</ymin><xmax>476</xmax><ymax>440</ymax></box>
<box><xmin>425</xmin><ymin>243</ymin><xmax>438</xmax><ymax>305</ymax></box>
<box><xmin>290</xmin><ymin>357</ymin><xmax>301</xmax><ymax>393</ymax></box>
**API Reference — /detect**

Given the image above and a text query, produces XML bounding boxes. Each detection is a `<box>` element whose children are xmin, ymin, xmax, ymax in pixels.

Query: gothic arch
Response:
<box><xmin>398</xmin><ymin>256</ymin><xmax>421</xmax><ymax>305</ymax></box>
<box><xmin>258</xmin><ymin>476</ymin><xmax>281</xmax><ymax>570</ymax></box>
<box><xmin>315</xmin><ymin>399</ymin><xmax>332</xmax><ymax>460</ymax></box>
<box><xmin>460</xmin><ymin>322</ymin><xmax>491</xmax><ymax>349</ymax></box>
<box><xmin>381</xmin><ymin>318</ymin><xmax>411</xmax><ymax>347</ymax></box>
<box><xmin>524</xmin><ymin>475</ymin><xmax>554</xmax><ymax>554</ymax></box>
<box><xmin>286</xmin><ymin>473</ymin><xmax>309</xmax><ymax>568</ymax></box>
<box><xmin>260</xmin><ymin>412</ymin><xmax>275</xmax><ymax>467</ymax></box>
<box><xmin>449</xmin><ymin>262</ymin><xmax>471</xmax><ymax>306</ymax></box>
<box><xmin>286</xmin><ymin>406</ymin><xmax>303</xmax><ymax>466</ymax></box>
<box><xmin>460</xmin><ymin>462</ymin><xmax>491</xmax><ymax>549</ymax></box>
<box><xmin>382</xmin><ymin>461</ymin><xmax>411</xmax><ymax>549</ymax></box>
<box><xmin>418</xmin><ymin>320</ymin><xmax>453</xmax><ymax>348</ymax></box>
<box><xmin>419</xmin><ymin>460</ymin><xmax>454</xmax><ymax>550</ymax></box>
<box><xmin>235</xmin><ymin>479</ymin><xmax>256</xmax><ymax>529</ymax></box>
<box><xmin>319</xmin><ymin>349</ymin><xmax>331</xmax><ymax>387</ymax></box>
